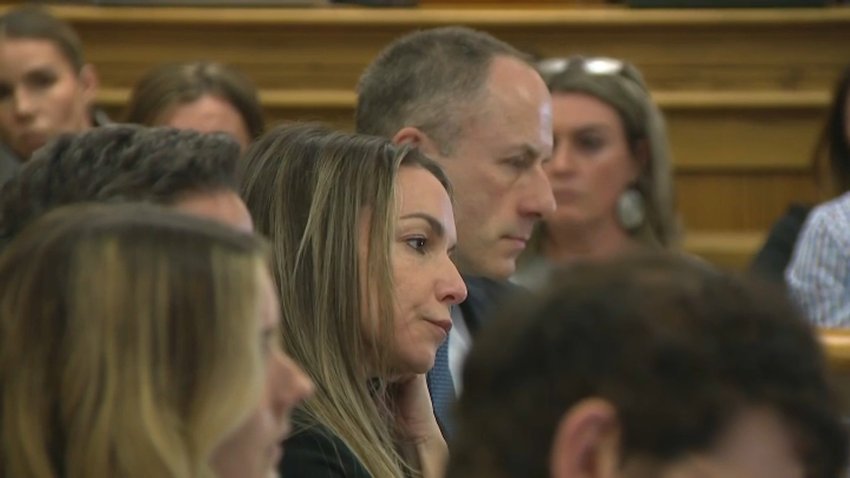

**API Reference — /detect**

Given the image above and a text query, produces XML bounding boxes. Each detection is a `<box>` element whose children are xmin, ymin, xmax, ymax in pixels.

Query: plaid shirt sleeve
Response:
<box><xmin>786</xmin><ymin>194</ymin><xmax>850</xmax><ymax>328</ymax></box>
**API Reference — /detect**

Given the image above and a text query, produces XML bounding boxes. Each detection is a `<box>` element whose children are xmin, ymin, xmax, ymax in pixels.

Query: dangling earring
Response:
<box><xmin>616</xmin><ymin>187</ymin><xmax>646</xmax><ymax>231</ymax></box>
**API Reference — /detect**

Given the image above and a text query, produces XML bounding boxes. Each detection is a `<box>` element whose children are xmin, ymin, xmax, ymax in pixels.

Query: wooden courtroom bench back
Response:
<box><xmin>2</xmin><ymin>4</ymin><xmax>848</xmax><ymax>269</ymax></box>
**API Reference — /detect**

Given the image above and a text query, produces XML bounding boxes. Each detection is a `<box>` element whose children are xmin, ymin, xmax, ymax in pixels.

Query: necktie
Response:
<box><xmin>427</xmin><ymin>333</ymin><xmax>455</xmax><ymax>438</ymax></box>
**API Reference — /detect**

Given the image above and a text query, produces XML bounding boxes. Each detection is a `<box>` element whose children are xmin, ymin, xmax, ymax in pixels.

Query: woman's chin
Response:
<box><xmin>387</xmin><ymin>357</ymin><xmax>435</xmax><ymax>380</ymax></box>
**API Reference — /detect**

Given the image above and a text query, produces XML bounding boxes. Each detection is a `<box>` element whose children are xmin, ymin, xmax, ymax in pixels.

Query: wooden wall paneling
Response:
<box><xmin>5</xmin><ymin>5</ymin><xmax>849</xmax><ymax>269</ymax></box>
<box><xmin>33</xmin><ymin>7</ymin><xmax>850</xmax><ymax>94</ymax></box>
<box><xmin>675</xmin><ymin>172</ymin><xmax>817</xmax><ymax>230</ymax></box>
<box><xmin>665</xmin><ymin>105</ymin><xmax>826</xmax><ymax>172</ymax></box>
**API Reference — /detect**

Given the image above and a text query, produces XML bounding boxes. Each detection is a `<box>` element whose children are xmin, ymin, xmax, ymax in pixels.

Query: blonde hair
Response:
<box><xmin>0</xmin><ymin>204</ymin><xmax>268</xmax><ymax>478</ymax></box>
<box><xmin>241</xmin><ymin>123</ymin><xmax>450</xmax><ymax>478</ymax></box>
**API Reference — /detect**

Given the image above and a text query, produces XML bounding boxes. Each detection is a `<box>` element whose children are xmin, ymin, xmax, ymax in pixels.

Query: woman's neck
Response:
<box><xmin>542</xmin><ymin>219</ymin><xmax>636</xmax><ymax>264</ymax></box>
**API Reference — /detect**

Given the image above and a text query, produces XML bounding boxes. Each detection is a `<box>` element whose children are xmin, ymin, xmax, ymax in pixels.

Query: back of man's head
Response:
<box><xmin>356</xmin><ymin>26</ymin><xmax>528</xmax><ymax>153</ymax></box>
<box><xmin>449</xmin><ymin>253</ymin><xmax>848</xmax><ymax>478</ymax></box>
<box><xmin>0</xmin><ymin>125</ymin><xmax>241</xmax><ymax>242</ymax></box>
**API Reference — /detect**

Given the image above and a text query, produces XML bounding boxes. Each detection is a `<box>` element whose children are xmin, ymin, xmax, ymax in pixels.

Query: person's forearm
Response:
<box><xmin>414</xmin><ymin>429</ymin><xmax>448</xmax><ymax>478</ymax></box>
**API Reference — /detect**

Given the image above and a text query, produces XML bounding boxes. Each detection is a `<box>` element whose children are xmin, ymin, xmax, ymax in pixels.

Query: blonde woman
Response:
<box><xmin>241</xmin><ymin>123</ymin><xmax>467</xmax><ymax>477</ymax></box>
<box><xmin>514</xmin><ymin>56</ymin><xmax>679</xmax><ymax>288</ymax></box>
<box><xmin>0</xmin><ymin>204</ymin><xmax>313</xmax><ymax>478</ymax></box>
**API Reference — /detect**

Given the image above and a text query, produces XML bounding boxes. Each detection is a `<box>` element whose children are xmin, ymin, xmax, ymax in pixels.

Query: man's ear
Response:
<box><xmin>392</xmin><ymin>126</ymin><xmax>443</xmax><ymax>158</ymax></box>
<box><xmin>550</xmin><ymin>398</ymin><xmax>621</xmax><ymax>478</ymax></box>
<box><xmin>77</xmin><ymin>63</ymin><xmax>99</xmax><ymax>108</ymax></box>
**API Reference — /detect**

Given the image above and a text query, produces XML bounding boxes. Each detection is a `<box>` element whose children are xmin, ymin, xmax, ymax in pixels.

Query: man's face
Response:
<box><xmin>0</xmin><ymin>38</ymin><xmax>96</xmax><ymax>159</ymax></box>
<box><xmin>433</xmin><ymin>56</ymin><xmax>555</xmax><ymax>279</ymax></box>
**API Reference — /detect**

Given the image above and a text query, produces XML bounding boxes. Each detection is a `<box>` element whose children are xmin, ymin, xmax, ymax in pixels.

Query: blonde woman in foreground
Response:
<box><xmin>241</xmin><ymin>123</ymin><xmax>467</xmax><ymax>477</ymax></box>
<box><xmin>0</xmin><ymin>204</ymin><xmax>313</xmax><ymax>478</ymax></box>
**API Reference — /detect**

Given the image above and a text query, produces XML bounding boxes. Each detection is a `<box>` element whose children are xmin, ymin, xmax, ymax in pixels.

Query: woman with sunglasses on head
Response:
<box><xmin>240</xmin><ymin>123</ymin><xmax>467</xmax><ymax>477</ymax></box>
<box><xmin>514</xmin><ymin>56</ymin><xmax>680</xmax><ymax>288</ymax></box>
<box><xmin>0</xmin><ymin>203</ymin><xmax>314</xmax><ymax>478</ymax></box>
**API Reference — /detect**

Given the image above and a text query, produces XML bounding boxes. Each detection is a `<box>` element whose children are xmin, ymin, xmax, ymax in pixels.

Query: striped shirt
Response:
<box><xmin>786</xmin><ymin>192</ymin><xmax>850</xmax><ymax>327</ymax></box>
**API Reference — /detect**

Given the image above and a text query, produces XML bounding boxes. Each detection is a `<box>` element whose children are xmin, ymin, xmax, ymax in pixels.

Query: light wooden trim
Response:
<box><xmin>682</xmin><ymin>230</ymin><xmax>765</xmax><ymax>256</ymax></box>
<box><xmin>821</xmin><ymin>329</ymin><xmax>850</xmax><ymax>372</ymax></box>
<box><xmin>5</xmin><ymin>5</ymin><xmax>850</xmax><ymax>27</ymax></box>
<box><xmin>656</xmin><ymin>91</ymin><xmax>830</xmax><ymax>110</ymax></box>
<box><xmin>97</xmin><ymin>87</ymin><xmax>830</xmax><ymax>110</ymax></box>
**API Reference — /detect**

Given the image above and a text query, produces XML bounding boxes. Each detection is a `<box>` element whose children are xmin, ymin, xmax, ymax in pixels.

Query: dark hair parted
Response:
<box><xmin>0</xmin><ymin>6</ymin><xmax>86</xmax><ymax>72</ymax></box>
<box><xmin>813</xmin><ymin>64</ymin><xmax>850</xmax><ymax>197</ymax></box>
<box><xmin>355</xmin><ymin>26</ymin><xmax>529</xmax><ymax>153</ymax></box>
<box><xmin>124</xmin><ymin>61</ymin><xmax>265</xmax><ymax>140</ymax></box>
<box><xmin>240</xmin><ymin>122</ymin><xmax>450</xmax><ymax>477</ymax></box>
<box><xmin>0</xmin><ymin>125</ymin><xmax>240</xmax><ymax>242</ymax></box>
<box><xmin>448</xmin><ymin>253</ymin><xmax>847</xmax><ymax>478</ymax></box>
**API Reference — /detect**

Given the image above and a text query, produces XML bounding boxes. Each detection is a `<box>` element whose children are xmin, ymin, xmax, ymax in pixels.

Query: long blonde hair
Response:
<box><xmin>0</xmin><ymin>204</ymin><xmax>268</xmax><ymax>478</ymax></box>
<box><xmin>241</xmin><ymin>123</ymin><xmax>450</xmax><ymax>477</ymax></box>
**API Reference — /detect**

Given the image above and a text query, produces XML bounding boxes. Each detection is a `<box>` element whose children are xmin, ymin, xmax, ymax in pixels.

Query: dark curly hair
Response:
<box><xmin>0</xmin><ymin>125</ymin><xmax>240</xmax><ymax>243</ymax></box>
<box><xmin>448</xmin><ymin>253</ymin><xmax>847</xmax><ymax>478</ymax></box>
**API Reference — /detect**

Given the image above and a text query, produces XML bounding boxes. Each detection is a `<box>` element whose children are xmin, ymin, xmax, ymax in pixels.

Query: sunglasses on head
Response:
<box><xmin>536</xmin><ymin>56</ymin><xmax>647</xmax><ymax>92</ymax></box>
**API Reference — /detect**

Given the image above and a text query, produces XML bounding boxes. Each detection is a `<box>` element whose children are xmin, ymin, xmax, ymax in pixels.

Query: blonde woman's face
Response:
<box><xmin>384</xmin><ymin>167</ymin><xmax>467</xmax><ymax>376</ymax></box>
<box><xmin>210</xmin><ymin>268</ymin><xmax>314</xmax><ymax>478</ymax></box>
<box><xmin>545</xmin><ymin>92</ymin><xmax>641</xmax><ymax>230</ymax></box>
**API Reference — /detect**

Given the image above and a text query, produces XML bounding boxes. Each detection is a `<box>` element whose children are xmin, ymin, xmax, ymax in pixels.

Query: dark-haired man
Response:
<box><xmin>449</xmin><ymin>254</ymin><xmax>847</xmax><ymax>478</ymax></box>
<box><xmin>0</xmin><ymin>125</ymin><xmax>252</xmax><ymax>245</ymax></box>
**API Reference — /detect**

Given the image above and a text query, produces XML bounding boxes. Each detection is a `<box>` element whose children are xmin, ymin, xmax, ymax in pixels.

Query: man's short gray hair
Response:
<box><xmin>355</xmin><ymin>26</ymin><xmax>529</xmax><ymax>155</ymax></box>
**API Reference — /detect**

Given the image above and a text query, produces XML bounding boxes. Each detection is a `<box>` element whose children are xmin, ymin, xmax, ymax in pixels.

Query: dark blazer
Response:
<box><xmin>458</xmin><ymin>276</ymin><xmax>524</xmax><ymax>336</ymax></box>
<box><xmin>279</xmin><ymin>419</ymin><xmax>372</xmax><ymax>478</ymax></box>
<box><xmin>750</xmin><ymin>204</ymin><xmax>812</xmax><ymax>283</ymax></box>
<box><xmin>0</xmin><ymin>144</ymin><xmax>20</xmax><ymax>191</ymax></box>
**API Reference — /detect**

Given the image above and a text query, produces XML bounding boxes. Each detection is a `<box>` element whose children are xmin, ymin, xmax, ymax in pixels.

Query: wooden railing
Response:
<box><xmin>822</xmin><ymin>329</ymin><xmax>850</xmax><ymax>372</ymax></box>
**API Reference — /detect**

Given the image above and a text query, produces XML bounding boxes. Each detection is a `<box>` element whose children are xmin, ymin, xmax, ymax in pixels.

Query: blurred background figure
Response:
<box><xmin>0</xmin><ymin>125</ymin><xmax>252</xmax><ymax>249</ymax></box>
<box><xmin>514</xmin><ymin>56</ymin><xmax>679</xmax><ymax>289</ymax></box>
<box><xmin>449</xmin><ymin>253</ymin><xmax>848</xmax><ymax>478</ymax></box>
<box><xmin>752</xmin><ymin>65</ymin><xmax>850</xmax><ymax>283</ymax></box>
<box><xmin>124</xmin><ymin>61</ymin><xmax>265</xmax><ymax>151</ymax></box>
<box><xmin>0</xmin><ymin>203</ymin><xmax>313</xmax><ymax>478</ymax></box>
<box><xmin>0</xmin><ymin>6</ymin><xmax>106</xmax><ymax>187</ymax></box>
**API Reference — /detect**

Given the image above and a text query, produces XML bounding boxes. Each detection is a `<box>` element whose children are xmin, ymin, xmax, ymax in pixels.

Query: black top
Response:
<box><xmin>458</xmin><ymin>276</ymin><xmax>525</xmax><ymax>336</ymax></box>
<box><xmin>750</xmin><ymin>203</ymin><xmax>812</xmax><ymax>283</ymax></box>
<box><xmin>279</xmin><ymin>419</ymin><xmax>373</xmax><ymax>478</ymax></box>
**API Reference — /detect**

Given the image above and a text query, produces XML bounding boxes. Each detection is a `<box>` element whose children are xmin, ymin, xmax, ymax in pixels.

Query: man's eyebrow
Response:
<box><xmin>399</xmin><ymin>212</ymin><xmax>445</xmax><ymax>238</ymax></box>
